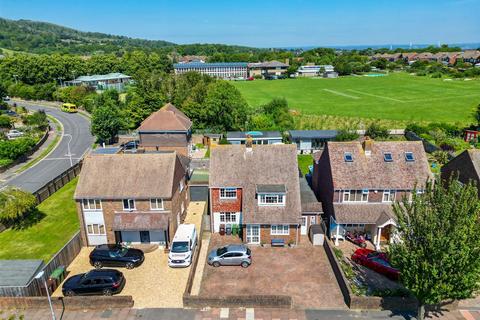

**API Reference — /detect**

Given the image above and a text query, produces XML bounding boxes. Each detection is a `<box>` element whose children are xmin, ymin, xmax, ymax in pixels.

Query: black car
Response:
<box><xmin>89</xmin><ymin>244</ymin><xmax>144</xmax><ymax>269</ymax></box>
<box><xmin>122</xmin><ymin>140</ymin><xmax>139</xmax><ymax>150</ymax></box>
<box><xmin>62</xmin><ymin>269</ymin><xmax>125</xmax><ymax>296</ymax></box>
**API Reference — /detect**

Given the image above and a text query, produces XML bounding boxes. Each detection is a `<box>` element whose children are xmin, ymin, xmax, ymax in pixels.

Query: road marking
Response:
<box><xmin>323</xmin><ymin>89</ymin><xmax>360</xmax><ymax>99</ymax></box>
<box><xmin>42</xmin><ymin>158</ymin><xmax>82</xmax><ymax>161</ymax></box>
<box><xmin>246</xmin><ymin>308</ymin><xmax>254</xmax><ymax>320</ymax></box>
<box><xmin>220</xmin><ymin>308</ymin><xmax>229</xmax><ymax>319</ymax></box>
<box><xmin>346</xmin><ymin>89</ymin><xmax>405</xmax><ymax>102</ymax></box>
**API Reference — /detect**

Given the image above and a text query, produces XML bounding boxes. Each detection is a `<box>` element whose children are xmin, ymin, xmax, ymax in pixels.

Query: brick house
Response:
<box><xmin>209</xmin><ymin>144</ymin><xmax>304</xmax><ymax>245</ymax></box>
<box><xmin>137</xmin><ymin>103</ymin><xmax>192</xmax><ymax>156</ymax></box>
<box><xmin>441</xmin><ymin>149</ymin><xmax>480</xmax><ymax>196</ymax></box>
<box><xmin>312</xmin><ymin>139</ymin><xmax>433</xmax><ymax>249</ymax></box>
<box><xmin>74</xmin><ymin>153</ymin><xmax>189</xmax><ymax>247</ymax></box>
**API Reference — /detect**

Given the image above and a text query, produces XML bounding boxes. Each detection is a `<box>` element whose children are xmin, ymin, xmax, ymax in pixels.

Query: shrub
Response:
<box><xmin>365</xmin><ymin>123</ymin><xmax>389</xmax><ymax>139</ymax></box>
<box><xmin>0</xmin><ymin>187</ymin><xmax>37</xmax><ymax>224</ymax></box>
<box><xmin>0</xmin><ymin>137</ymin><xmax>36</xmax><ymax>161</ymax></box>
<box><xmin>336</xmin><ymin>129</ymin><xmax>359</xmax><ymax>141</ymax></box>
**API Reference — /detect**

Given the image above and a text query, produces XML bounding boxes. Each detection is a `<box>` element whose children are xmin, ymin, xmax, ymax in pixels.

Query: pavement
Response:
<box><xmin>1</xmin><ymin>101</ymin><xmax>94</xmax><ymax>192</ymax></box>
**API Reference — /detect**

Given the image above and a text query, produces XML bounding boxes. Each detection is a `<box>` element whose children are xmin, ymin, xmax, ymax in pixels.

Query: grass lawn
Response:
<box><xmin>233</xmin><ymin>73</ymin><xmax>480</xmax><ymax>125</ymax></box>
<box><xmin>297</xmin><ymin>154</ymin><xmax>314</xmax><ymax>176</ymax></box>
<box><xmin>0</xmin><ymin>177</ymin><xmax>79</xmax><ymax>262</ymax></box>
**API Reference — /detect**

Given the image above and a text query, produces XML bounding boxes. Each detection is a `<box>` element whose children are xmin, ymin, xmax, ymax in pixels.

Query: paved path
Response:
<box><xmin>1</xmin><ymin>101</ymin><xmax>94</xmax><ymax>192</ymax></box>
<box><xmin>4</xmin><ymin>307</ymin><xmax>478</xmax><ymax>320</ymax></box>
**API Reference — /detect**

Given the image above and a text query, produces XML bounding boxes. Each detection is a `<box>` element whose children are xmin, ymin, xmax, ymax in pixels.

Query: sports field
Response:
<box><xmin>233</xmin><ymin>73</ymin><xmax>480</xmax><ymax>124</ymax></box>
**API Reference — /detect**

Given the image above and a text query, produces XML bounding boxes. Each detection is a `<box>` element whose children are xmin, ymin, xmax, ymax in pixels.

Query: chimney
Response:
<box><xmin>363</xmin><ymin>136</ymin><xmax>373</xmax><ymax>156</ymax></box>
<box><xmin>246</xmin><ymin>134</ymin><xmax>253</xmax><ymax>152</ymax></box>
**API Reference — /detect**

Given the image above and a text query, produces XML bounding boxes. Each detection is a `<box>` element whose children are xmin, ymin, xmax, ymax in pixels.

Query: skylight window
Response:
<box><xmin>384</xmin><ymin>152</ymin><xmax>393</xmax><ymax>162</ymax></box>
<box><xmin>344</xmin><ymin>152</ymin><xmax>353</xmax><ymax>162</ymax></box>
<box><xmin>405</xmin><ymin>152</ymin><xmax>415</xmax><ymax>162</ymax></box>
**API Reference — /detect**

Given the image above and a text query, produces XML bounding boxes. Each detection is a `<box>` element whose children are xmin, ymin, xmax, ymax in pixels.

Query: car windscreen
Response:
<box><xmin>216</xmin><ymin>247</ymin><xmax>228</xmax><ymax>256</ymax></box>
<box><xmin>171</xmin><ymin>241</ymin><xmax>189</xmax><ymax>253</ymax></box>
<box><xmin>371</xmin><ymin>257</ymin><xmax>392</xmax><ymax>268</ymax></box>
<box><xmin>109</xmin><ymin>247</ymin><xmax>128</xmax><ymax>258</ymax></box>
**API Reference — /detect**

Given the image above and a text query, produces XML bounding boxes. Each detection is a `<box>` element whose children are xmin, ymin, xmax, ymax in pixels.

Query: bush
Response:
<box><xmin>336</xmin><ymin>129</ymin><xmax>359</xmax><ymax>141</ymax></box>
<box><xmin>365</xmin><ymin>123</ymin><xmax>389</xmax><ymax>139</ymax></box>
<box><xmin>0</xmin><ymin>115</ymin><xmax>12</xmax><ymax>129</ymax></box>
<box><xmin>0</xmin><ymin>187</ymin><xmax>37</xmax><ymax>224</ymax></box>
<box><xmin>0</xmin><ymin>137</ymin><xmax>36</xmax><ymax>161</ymax></box>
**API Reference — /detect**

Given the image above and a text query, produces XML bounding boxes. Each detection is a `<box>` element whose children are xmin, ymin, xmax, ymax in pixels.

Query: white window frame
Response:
<box><xmin>382</xmin><ymin>190</ymin><xmax>396</xmax><ymax>202</ymax></box>
<box><xmin>258</xmin><ymin>193</ymin><xmax>286</xmax><ymax>206</ymax></box>
<box><xmin>219</xmin><ymin>212</ymin><xmax>237</xmax><ymax>223</ymax></box>
<box><xmin>270</xmin><ymin>224</ymin><xmax>290</xmax><ymax>235</ymax></box>
<box><xmin>123</xmin><ymin>199</ymin><xmax>136</xmax><ymax>211</ymax></box>
<box><xmin>343</xmin><ymin>190</ymin><xmax>351</xmax><ymax>202</ymax></box>
<box><xmin>343</xmin><ymin>190</ymin><xmax>368</xmax><ymax>202</ymax></box>
<box><xmin>82</xmin><ymin>199</ymin><xmax>102</xmax><ymax>211</ymax></box>
<box><xmin>220</xmin><ymin>188</ymin><xmax>237</xmax><ymax>199</ymax></box>
<box><xmin>86</xmin><ymin>223</ymin><xmax>106</xmax><ymax>235</ymax></box>
<box><xmin>150</xmin><ymin>198</ymin><xmax>164</xmax><ymax>211</ymax></box>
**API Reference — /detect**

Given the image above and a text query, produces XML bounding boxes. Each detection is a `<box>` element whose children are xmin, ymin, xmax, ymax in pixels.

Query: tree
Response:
<box><xmin>335</xmin><ymin>128</ymin><xmax>359</xmax><ymax>141</ymax></box>
<box><xmin>365</xmin><ymin>123</ymin><xmax>389</xmax><ymax>139</ymax></box>
<box><xmin>91</xmin><ymin>104</ymin><xmax>123</xmax><ymax>144</ymax></box>
<box><xmin>390</xmin><ymin>179</ymin><xmax>480</xmax><ymax>320</ymax></box>
<box><xmin>0</xmin><ymin>115</ymin><xmax>12</xmax><ymax>129</ymax></box>
<box><xmin>0</xmin><ymin>187</ymin><xmax>37</xmax><ymax>223</ymax></box>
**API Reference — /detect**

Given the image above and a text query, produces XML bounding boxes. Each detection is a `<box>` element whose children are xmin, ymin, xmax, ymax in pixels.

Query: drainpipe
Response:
<box><xmin>296</xmin><ymin>224</ymin><xmax>299</xmax><ymax>246</ymax></box>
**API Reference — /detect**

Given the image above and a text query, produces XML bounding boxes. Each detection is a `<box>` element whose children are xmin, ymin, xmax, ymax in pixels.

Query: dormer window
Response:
<box><xmin>405</xmin><ymin>152</ymin><xmax>415</xmax><ymax>162</ymax></box>
<box><xmin>384</xmin><ymin>152</ymin><xmax>393</xmax><ymax>162</ymax></box>
<box><xmin>344</xmin><ymin>152</ymin><xmax>353</xmax><ymax>162</ymax></box>
<box><xmin>258</xmin><ymin>194</ymin><xmax>286</xmax><ymax>206</ymax></box>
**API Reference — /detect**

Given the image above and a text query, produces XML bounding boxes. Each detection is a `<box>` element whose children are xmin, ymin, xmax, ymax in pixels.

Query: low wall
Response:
<box><xmin>0</xmin><ymin>295</ymin><xmax>133</xmax><ymax>310</ymax></box>
<box><xmin>183</xmin><ymin>294</ymin><xmax>292</xmax><ymax>308</ymax></box>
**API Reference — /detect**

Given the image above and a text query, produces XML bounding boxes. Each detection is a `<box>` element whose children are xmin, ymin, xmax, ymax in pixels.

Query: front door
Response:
<box><xmin>300</xmin><ymin>217</ymin><xmax>308</xmax><ymax>235</ymax></box>
<box><xmin>246</xmin><ymin>225</ymin><xmax>260</xmax><ymax>244</ymax></box>
<box><xmin>140</xmin><ymin>231</ymin><xmax>150</xmax><ymax>243</ymax></box>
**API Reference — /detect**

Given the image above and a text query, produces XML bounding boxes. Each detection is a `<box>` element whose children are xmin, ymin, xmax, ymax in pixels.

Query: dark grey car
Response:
<box><xmin>207</xmin><ymin>244</ymin><xmax>252</xmax><ymax>268</ymax></box>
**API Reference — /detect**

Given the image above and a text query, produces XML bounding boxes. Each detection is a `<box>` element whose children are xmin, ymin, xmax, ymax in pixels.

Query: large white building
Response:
<box><xmin>297</xmin><ymin>65</ymin><xmax>336</xmax><ymax>78</ymax></box>
<box><xmin>173</xmin><ymin>62</ymin><xmax>248</xmax><ymax>79</ymax></box>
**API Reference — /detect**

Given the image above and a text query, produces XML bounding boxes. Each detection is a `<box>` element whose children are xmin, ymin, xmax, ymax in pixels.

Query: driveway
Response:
<box><xmin>199</xmin><ymin>235</ymin><xmax>347</xmax><ymax>309</ymax></box>
<box><xmin>2</xmin><ymin>101</ymin><xmax>94</xmax><ymax>192</ymax></box>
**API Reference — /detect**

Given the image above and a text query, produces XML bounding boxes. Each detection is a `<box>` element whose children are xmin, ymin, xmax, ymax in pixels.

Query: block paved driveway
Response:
<box><xmin>199</xmin><ymin>236</ymin><xmax>346</xmax><ymax>309</ymax></box>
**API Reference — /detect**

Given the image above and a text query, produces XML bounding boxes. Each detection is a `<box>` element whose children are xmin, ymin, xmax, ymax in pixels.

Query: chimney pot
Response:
<box><xmin>363</xmin><ymin>136</ymin><xmax>373</xmax><ymax>156</ymax></box>
<box><xmin>246</xmin><ymin>134</ymin><xmax>253</xmax><ymax>152</ymax></box>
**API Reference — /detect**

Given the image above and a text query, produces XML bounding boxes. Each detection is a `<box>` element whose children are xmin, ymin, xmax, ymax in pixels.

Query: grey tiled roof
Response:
<box><xmin>289</xmin><ymin>130</ymin><xmax>338</xmax><ymax>140</ymax></box>
<box><xmin>226</xmin><ymin>131</ymin><xmax>282</xmax><ymax>140</ymax></box>
<box><xmin>333</xmin><ymin>203</ymin><xmax>395</xmax><ymax>224</ymax></box>
<box><xmin>299</xmin><ymin>178</ymin><xmax>322</xmax><ymax>213</ymax></box>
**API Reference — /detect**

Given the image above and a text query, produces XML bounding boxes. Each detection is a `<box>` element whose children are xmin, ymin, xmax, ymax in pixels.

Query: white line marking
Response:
<box><xmin>42</xmin><ymin>158</ymin><xmax>82</xmax><ymax>161</ymax></box>
<box><xmin>220</xmin><ymin>308</ymin><xmax>229</xmax><ymax>319</ymax></box>
<box><xmin>406</xmin><ymin>93</ymin><xmax>480</xmax><ymax>103</ymax></box>
<box><xmin>347</xmin><ymin>89</ymin><xmax>405</xmax><ymax>102</ymax></box>
<box><xmin>323</xmin><ymin>89</ymin><xmax>360</xmax><ymax>99</ymax></box>
<box><xmin>246</xmin><ymin>308</ymin><xmax>254</xmax><ymax>320</ymax></box>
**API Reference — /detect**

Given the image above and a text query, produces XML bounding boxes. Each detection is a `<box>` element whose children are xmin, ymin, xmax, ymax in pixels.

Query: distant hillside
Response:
<box><xmin>0</xmin><ymin>18</ymin><xmax>262</xmax><ymax>56</ymax></box>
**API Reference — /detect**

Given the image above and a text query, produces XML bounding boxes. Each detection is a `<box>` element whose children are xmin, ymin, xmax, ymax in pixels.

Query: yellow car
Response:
<box><xmin>61</xmin><ymin>103</ymin><xmax>78</xmax><ymax>113</ymax></box>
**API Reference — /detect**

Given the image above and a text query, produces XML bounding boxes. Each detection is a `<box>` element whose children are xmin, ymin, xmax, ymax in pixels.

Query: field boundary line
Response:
<box><xmin>406</xmin><ymin>93</ymin><xmax>480</xmax><ymax>103</ymax></box>
<box><xmin>323</xmin><ymin>89</ymin><xmax>360</xmax><ymax>99</ymax></box>
<box><xmin>347</xmin><ymin>89</ymin><xmax>405</xmax><ymax>103</ymax></box>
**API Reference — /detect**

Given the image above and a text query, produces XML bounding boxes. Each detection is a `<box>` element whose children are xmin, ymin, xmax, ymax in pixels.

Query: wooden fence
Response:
<box><xmin>33</xmin><ymin>160</ymin><xmax>82</xmax><ymax>203</ymax></box>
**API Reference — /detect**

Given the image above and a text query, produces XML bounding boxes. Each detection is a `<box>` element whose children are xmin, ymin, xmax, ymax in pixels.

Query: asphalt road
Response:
<box><xmin>2</xmin><ymin>102</ymin><xmax>94</xmax><ymax>192</ymax></box>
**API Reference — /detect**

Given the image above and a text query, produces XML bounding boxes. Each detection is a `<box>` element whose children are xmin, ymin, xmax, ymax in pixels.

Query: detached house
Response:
<box><xmin>137</xmin><ymin>103</ymin><xmax>193</xmax><ymax>156</ymax></box>
<box><xmin>74</xmin><ymin>153</ymin><xmax>189</xmax><ymax>247</ymax></box>
<box><xmin>209</xmin><ymin>143</ymin><xmax>304</xmax><ymax>245</ymax></box>
<box><xmin>312</xmin><ymin>139</ymin><xmax>432</xmax><ymax>249</ymax></box>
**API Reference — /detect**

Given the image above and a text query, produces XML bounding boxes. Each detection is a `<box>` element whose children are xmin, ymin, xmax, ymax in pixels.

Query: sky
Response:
<box><xmin>0</xmin><ymin>0</ymin><xmax>479</xmax><ymax>48</ymax></box>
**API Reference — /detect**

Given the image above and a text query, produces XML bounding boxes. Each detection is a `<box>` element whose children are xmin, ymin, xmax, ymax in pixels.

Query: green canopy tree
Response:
<box><xmin>91</xmin><ymin>103</ymin><xmax>124</xmax><ymax>144</ymax></box>
<box><xmin>0</xmin><ymin>187</ymin><xmax>37</xmax><ymax>223</ymax></box>
<box><xmin>390</xmin><ymin>179</ymin><xmax>480</xmax><ymax>320</ymax></box>
<box><xmin>365</xmin><ymin>123</ymin><xmax>389</xmax><ymax>140</ymax></box>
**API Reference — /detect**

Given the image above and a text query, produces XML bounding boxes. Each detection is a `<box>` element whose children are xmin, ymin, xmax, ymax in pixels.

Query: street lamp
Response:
<box><xmin>35</xmin><ymin>270</ymin><xmax>56</xmax><ymax>320</ymax></box>
<box><xmin>63</xmin><ymin>134</ymin><xmax>73</xmax><ymax>167</ymax></box>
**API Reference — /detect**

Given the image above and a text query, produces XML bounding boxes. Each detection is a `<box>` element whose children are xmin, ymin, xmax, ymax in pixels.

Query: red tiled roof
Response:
<box><xmin>137</xmin><ymin>103</ymin><xmax>192</xmax><ymax>132</ymax></box>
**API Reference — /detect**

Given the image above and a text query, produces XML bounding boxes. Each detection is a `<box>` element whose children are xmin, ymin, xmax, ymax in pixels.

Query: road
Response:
<box><xmin>2</xmin><ymin>101</ymin><xmax>94</xmax><ymax>192</ymax></box>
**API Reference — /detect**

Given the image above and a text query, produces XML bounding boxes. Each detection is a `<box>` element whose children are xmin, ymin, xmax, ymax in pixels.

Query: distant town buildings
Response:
<box><xmin>247</xmin><ymin>60</ymin><xmax>289</xmax><ymax>78</ymax></box>
<box><xmin>173</xmin><ymin>62</ymin><xmax>248</xmax><ymax>79</ymax></box>
<box><xmin>296</xmin><ymin>65</ymin><xmax>338</xmax><ymax>78</ymax></box>
<box><xmin>371</xmin><ymin>50</ymin><xmax>480</xmax><ymax>66</ymax></box>
<box><xmin>64</xmin><ymin>73</ymin><xmax>132</xmax><ymax>91</ymax></box>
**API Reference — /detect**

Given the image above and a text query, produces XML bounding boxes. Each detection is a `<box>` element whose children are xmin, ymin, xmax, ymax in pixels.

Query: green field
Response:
<box><xmin>233</xmin><ymin>73</ymin><xmax>480</xmax><ymax>125</ymax></box>
<box><xmin>0</xmin><ymin>178</ymin><xmax>79</xmax><ymax>262</ymax></box>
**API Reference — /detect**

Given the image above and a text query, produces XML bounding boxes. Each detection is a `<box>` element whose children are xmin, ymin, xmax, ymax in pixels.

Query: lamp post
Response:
<box><xmin>63</xmin><ymin>134</ymin><xmax>73</xmax><ymax>167</ymax></box>
<box><xmin>35</xmin><ymin>270</ymin><xmax>56</xmax><ymax>320</ymax></box>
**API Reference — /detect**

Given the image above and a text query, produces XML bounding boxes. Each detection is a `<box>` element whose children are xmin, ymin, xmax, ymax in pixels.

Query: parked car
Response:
<box><xmin>89</xmin><ymin>244</ymin><xmax>144</xmax><ymax>269</ymax></box>
<box><xmin>62</xmin><ymin>269</ymin><xmax>125</xmax><ymax>296</ymax></box>
<box><xmin>247</xmin><ymin>76</ymin><xmax>254</xmax><ymax>81</ymax></box>
<box><xmin>3</xmin><ymin>96</ymin><xmax>10</xmax><ymax>101</ymax></box>
<box><xmin>121</xmin><ymin>140</ymin><xmax>139</xmax><ymax>150</ymax></box>
<box><xmin>351</xmin><ymin>248</ymin><xmax>400</xmax><ymax>281</ymax></box>
<box><xmin>4</xmin><ymin>110</ymin><xmax>17</xmax><ymax>117</ymax></box>
<box><xmin>7</xmin><ymin>129</ymin><xmax>24</xmax><ymax>139</ymax></box>
<box><xmin>207</xmin><ymin>244</ymin><xmax>252</xmax><ymax>268</ymax></box>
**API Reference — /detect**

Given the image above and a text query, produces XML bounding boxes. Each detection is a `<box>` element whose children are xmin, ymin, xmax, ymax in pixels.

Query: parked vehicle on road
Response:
<box><xmin>61</xmin><ymin>103</ymin><xmax>78</xmax><ymax>113</ymax></box>
<box><xmin>3</xmin><ymin>110</ymin><xmax>18</xmax><ymax>117</ymax></box>
<box><xmin>3</xmin><ymin>96</ymin><xmax>10</xmax><ymax>101</ymax></box>
<box><xmin>207</xmin><ymin>244</ymin><xmax>252</xmax><ymax>268</ymax></box>
<box><xmin>62</xmin><ymin>269</ymin><xmax>125</xmax><ymax>296</ymax></box>
<box><xmin>89</xmin><ymin>244</ymin><xmax>144</xmax><ymax>269</ymax></box>
<box><xmin>351</xmin><ymin>248</ymin><xmax>400</xmax><ymax>281</ymax></box>
<box><xmin>345</xmin><ymin>231</ymin><xmax>367</xmax><ymax>248</ymax></box>
<box><xmin>168</xmin><ymin>224</ymin><xmax>197</xmax><ymax>267</ymax></box>
<box><xmin>7</xmin><ymin>129</ymin><xmax>24</xmax><ymax>139</ymax></box>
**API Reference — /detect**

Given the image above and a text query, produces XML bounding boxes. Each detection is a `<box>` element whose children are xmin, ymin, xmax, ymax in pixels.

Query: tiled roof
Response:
<box><xmin>289</xmin><ymin>130</ymin><xmax>338</xmax><ymax>140</ymax></box>
<box><xmin>209</xmin><ymin>144</ymin><xmax>302</xmax><ymax>224</ymax></box>
<box><xmin>113</xmin><ymin>212</ymin><xmax>169</xmax><ymax>231</ymax></box>
<box><xmin>226</xmin><ymin>131</ymin><xmax>282</xmax><ymax>140</ymax></box>
<box><xmin>321</xmin><ymin>141</ymin><xmax>433</xmax><ymax>190</ymax></box>
<box><xmin>333</xmin><ymin>203</ymin><xmax>395</xmax><ymax>224</ymax></box>
<box><xmin>137</xmin><ymin>103</ymin><xmax>192</xmax><ymax>132</ymax></box>
<box><xmin>299</xmin><ymin>178</ymin><xmax>322</xmax><ymax>213</ymax></box>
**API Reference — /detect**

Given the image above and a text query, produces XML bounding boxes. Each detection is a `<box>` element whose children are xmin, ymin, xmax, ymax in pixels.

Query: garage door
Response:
<box><xmin>190</xmin><ymin>186</ymin><xmax>208</xmax><ymax>201</ymax></box>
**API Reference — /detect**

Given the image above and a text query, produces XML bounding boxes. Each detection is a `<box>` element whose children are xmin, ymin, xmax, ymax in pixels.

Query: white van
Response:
<box><xmin>168</xmin><ymin>224</ymin><xmax>197</xmax><ymax>267</ymax></box>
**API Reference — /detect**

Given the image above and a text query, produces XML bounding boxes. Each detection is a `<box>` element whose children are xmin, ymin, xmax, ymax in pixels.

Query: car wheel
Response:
<box><xmin>93</xmin><ymin>261</ymin><xmax>103</xmax><ymax>269</ymax></box>
<box><xmin>125</xmin><ymin>262</ymin><xmax>135</xmax><ymax>269</ymax></box>
<box><xmin>65</xmin><ymin>290</ymin><xmax>75</xmax><ymax>297</ymax></box>
<box><xmin>212</xmin><ymin>261</ymin><xmax>220</xmax><ymax>267</ymax></box>
<box><xmin>103</xmin><ymin>289</ymin><xmax>112</xmax><ymax>296</ymax></box>
<box><xmin>241</xmin><ymin>261</ymin><xmax>250</xmax><ymax>268</ymax></box>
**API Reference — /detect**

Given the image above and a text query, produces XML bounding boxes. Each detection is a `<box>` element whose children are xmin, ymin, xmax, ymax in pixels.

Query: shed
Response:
<box><xmin>288</xmin><ymin>130</ymin><xmax>338</xmax><ymax>154</ymax></box>
<box><xmin>0</xmin><ymin>260</ymin><xmax>45</xmax><ymax>296</ymax></box>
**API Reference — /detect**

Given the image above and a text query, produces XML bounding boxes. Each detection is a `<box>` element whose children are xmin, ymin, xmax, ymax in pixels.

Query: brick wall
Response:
<box><xmin>142</xmin><ymin>145</ymin><xmax>189</xmax><ymax>157</ymax></box>
<box><xmin>0</xmin><ymin>296</ymin><xmax>134</xmax><ymax>310</ymax></box>
<box><xmin>211</xmin><ymin>188</ymin><xmax>242</xmax><ymax>212</ymax></box>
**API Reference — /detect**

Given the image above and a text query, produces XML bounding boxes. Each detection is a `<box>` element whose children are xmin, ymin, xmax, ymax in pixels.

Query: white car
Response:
<box><xmin>7</xmin><ymin>129</ymin><xmax>24</xmax><ymax>139</ymax></box>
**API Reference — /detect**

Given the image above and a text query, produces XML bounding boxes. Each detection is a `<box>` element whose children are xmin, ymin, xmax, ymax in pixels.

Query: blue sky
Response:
<box><xmin>0</xmin><ymin>0</ymin><xmax>479</xmax><ymax>47</ymax></box>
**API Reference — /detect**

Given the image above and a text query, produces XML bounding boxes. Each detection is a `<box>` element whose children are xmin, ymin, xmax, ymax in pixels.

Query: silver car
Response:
<box><xmin>207</xmin><ymin>244</ymin><xmax>252</xmax><ymax>268</ymax></box>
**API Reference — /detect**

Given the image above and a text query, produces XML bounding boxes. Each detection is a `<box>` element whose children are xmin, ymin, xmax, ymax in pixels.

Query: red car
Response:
<box><xmin>351</xmin><ymin>248</ymin><xmax>400</xmax><ymax>281</ymax></box>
